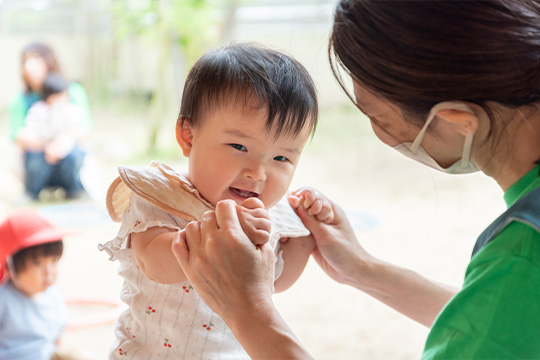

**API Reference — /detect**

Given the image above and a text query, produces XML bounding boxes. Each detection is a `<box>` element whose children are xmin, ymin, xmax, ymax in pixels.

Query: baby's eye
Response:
<box><xmin>230</xmin><ymin>144</ymin><xmax>247</xmax><ymax>151</ymax></box>
<box><xmin>273</xmin><ymin>155</ymin><xmax>288</xmax><ymax>162</ymax></box>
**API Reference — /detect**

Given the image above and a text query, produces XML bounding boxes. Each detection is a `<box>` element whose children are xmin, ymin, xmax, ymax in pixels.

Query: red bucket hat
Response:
<box><xmin>0</xmin><ymin>208</ymin><xmax>69</xmax><ymax>283</ymax></box>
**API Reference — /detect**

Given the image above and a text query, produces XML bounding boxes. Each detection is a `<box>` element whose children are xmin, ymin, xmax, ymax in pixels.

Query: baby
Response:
<box><xmin>17</xmin><ymin>72</ymin><xmax>87</xmax><ymax>199</ymax></box>
<box><xmin>0</xmin><ymin>208</ymin><xmax>68</xmax><ymax>360</ymax></box>
<box><xmin>100</xmin><ymin>43</ymin><xmax>333</xmax><ymax>359</ymax></box>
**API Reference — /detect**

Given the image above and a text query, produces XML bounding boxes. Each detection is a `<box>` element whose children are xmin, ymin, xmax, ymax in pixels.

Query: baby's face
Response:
<box><xmin>11</xmin><ymin>255</ymin><xmax>60</xmax><ymax>298</ymax></box>
<box><xmin>178</xmin><ymin>102</ymin><xmax>311</xmax><ymax>209</ymax></box>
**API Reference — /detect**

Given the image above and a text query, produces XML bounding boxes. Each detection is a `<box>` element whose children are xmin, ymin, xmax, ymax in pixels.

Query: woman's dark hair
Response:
<box><xmin>21</xmin><ymin>42</ymin><xmax>62</xmax><ymax>93</ymax></box>
<box><xmin>10</xmin><ymin>240</ymin><xmax>63</xmax><ymax>275</ymax></box>
<box><xmin>330</xmin><ymin>0</ymin><xmax>540</xmax><ymax>121</ymax></box>
<box><xmin>41</xmin><ymin>72</ymin><xmax>68</xmax><ymax>101</ymax></box>
<box><xmin>179</xmin><ymin>42</ymin><xmax>318</xmax><ymax>138</ymax></box>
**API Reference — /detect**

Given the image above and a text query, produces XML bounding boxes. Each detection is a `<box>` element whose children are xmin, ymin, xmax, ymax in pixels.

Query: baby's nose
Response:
<box><xmin>245</xmin><ymin>162</ymin><xmax>266</xmax><ymax>182</ymax></box>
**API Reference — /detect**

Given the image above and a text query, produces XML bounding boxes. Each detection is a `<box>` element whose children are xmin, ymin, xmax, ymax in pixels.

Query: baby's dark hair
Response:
<box><xmin>41</xmin><ymin>72</ymin><xmax>68</xmax><ymax>101</ymax></box>
<box><xmin>10</xmin><ymin>240</ymin><xmax>63</xmax><ymax>276</ymax></box>
<box><xmin>178</xmin><ymin>43</ymin><xmax>318</xmax><ymax>138</ymax></box>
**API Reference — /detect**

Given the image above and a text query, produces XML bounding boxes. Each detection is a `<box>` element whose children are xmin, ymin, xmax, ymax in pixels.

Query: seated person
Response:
<box><xmin>9</xmin><ymin>42</ymin><xmax>92</xmax><ymax>200</ymax></box>
<box><xmin>16</xmin><ymin>72</ymin><xmax>89</xmax><ymax>199</ymax></box>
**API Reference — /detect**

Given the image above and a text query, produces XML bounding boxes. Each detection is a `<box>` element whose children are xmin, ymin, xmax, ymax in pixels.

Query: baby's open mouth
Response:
<box><xmin>229</xmin><ymin>187</ymin><xmax>259</xmax><ymax>199</ymax></box>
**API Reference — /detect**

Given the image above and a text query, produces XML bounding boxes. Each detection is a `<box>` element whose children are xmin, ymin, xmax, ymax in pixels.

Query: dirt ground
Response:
<box><xmin>0</xmin><ymin>104</ymin><xmax>505</xmax><ymax>359</ymax></box>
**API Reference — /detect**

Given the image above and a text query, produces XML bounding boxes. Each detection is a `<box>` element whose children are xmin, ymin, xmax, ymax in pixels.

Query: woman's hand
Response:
<box><xmin>288</xmin><ymin>187</ymin><xmax>373</xmax><ymax>287</ymax></box>
<box><xmin>289</xmin><ymin>187</ymin><xmax>458</xmax><ymax>326</ymax></box>
<box><xmin>172</xmin><ymin>199</ymin><xmax>275</xmax><ymax>321</ymax></box>
<box><xmin>172</xmin><ymin>199</ymin><xmax>313</xmax><ymax>359</ymax></box>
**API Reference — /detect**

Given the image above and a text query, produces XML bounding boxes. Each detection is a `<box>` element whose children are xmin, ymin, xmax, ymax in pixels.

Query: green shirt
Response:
<box><xmin>423</xmin><ymin>166</ymin><xmax>540</xmax><ymax>359</ymax></box>
<box><xmin>9</xmin><ymin>82</ymin><xmax>92</xmax><ymax>141</ymax></box>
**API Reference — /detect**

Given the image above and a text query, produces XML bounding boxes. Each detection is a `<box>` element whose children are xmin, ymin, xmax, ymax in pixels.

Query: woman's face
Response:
<box><xmin>22</xmin><ymin>53</ymin><xmax>48</xmax><ymax>91</ymax></box>
<box><xmin>352</xmin><ymin>80</ymin><xmax>419</xmax><ymax>146</ymax></box>
<box><xmin>352</xmin><ymin>80</ymin><xmax>468</xmax><ymax>169</ymax></box>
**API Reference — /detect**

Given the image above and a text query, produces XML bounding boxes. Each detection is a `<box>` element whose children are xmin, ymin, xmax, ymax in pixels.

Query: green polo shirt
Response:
<box><xmin>422</xmin><ymin>165</ymin><xmax>540</xmax><ymax>359</ymax></box>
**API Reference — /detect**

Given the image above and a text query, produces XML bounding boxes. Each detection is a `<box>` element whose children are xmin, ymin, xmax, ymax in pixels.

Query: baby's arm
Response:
<box><xmin>274</xmin><ymin>235</ymin><xmax>315</xmax><ymax>293</ymax></box>
<box><xmin>274</xmin><ymin>188</ymin><xmax>334</xmax><ymax>293</ymax></box>
<box><xmin>131</xmin><ymin>198</ymin><xmax>271</xmax><ymax>285</ymax></box>
<box><xmin>131</xmin><ymin>227</ymin><xmax>186</xmax><ymax>284</ymax></box>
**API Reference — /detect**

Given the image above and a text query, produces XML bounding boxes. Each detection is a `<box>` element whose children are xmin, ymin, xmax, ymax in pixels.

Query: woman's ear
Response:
<box><xmin>436</xmin><ymin>107</ymin><xmax>479</xmax><ymax>136</ymax></box>
<box><xmin>176</xmin><ymin>117</ymin><xmax>194</xmax><ymax>157</ymax></box>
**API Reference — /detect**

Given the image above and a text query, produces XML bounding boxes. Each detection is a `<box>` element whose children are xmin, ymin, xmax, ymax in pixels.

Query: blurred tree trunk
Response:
<box><xmin>109</xmin><ymin>0</ymin><xmax>240</xmax><ymax>154</ymax></box>
<box><xmin>148</xmin><ymin>31</ymin><xmax>173</xmax><ymax>153</ymax></box>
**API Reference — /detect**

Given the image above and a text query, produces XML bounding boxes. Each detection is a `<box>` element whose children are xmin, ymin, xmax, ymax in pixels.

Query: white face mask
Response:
<box><xmin>392</xmin><ymin>102</ymin><xmax>479</xmax><ymax>174</ymax></box>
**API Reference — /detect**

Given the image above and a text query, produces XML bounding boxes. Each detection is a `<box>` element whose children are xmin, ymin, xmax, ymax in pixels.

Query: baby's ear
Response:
<box><xmin>176</xmin><ymin>117</ymin><xmax>194</xmax><ymax>157</ymax></box>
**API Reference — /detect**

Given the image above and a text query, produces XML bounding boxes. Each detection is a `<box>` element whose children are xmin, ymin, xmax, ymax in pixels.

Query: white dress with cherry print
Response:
<box><xmin>99</xmin><ymin>162</ymin><xmax>309</xmax><ymax>359</ymax></box>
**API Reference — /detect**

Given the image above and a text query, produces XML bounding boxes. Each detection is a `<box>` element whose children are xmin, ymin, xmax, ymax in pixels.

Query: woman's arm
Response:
<box><xmin>291</xmin><ymin>187</ymin><xmax>458</xmax><ymax>327</ymax></box>
<box><xmin>226</xmin><ymin>297</ymin><xmax>314</xmax><ymax>360</ymax></box>
<box><xmin>173</xmin><ymin>200</ymin><xmax>314</xmax><ymax>359</ymax></box>
<box><xmin>349</xmin><ymin>255</ymin><xmax>458</xmax><ymax>327</ymax></box>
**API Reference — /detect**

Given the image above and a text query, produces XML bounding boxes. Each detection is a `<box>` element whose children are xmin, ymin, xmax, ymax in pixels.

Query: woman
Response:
<box><xmin>172</xmin><ymin>1</ymin><xmax>540</xmax><ymax>359</ymax></box>
<box><xmin>9</xmin><ymin>42</ymin><xmax>92</xmax><ymax>200</ymax></box>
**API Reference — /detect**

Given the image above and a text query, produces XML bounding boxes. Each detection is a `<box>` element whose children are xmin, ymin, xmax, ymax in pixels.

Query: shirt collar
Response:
<box><xmin>504</xmin><ymin>165</ymin><xmax>540</xmax><ymax>208</ymax></box>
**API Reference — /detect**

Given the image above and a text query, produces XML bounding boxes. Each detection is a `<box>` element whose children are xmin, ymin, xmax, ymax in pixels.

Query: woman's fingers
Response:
<box><xmin>184</xmin><ymin>220</ymin><xmax>202</xmax><ymax>249</ymax></box>
<box><xmin>172</xmin><ymin>199</ymin><xmax>276</xmax><ymax>321</ymax></box>
<box><xmin>215</xmin><ymin>200</ymin><xmax>242</xmax><ymax>232</ymax></box>
<box><xmin>172</xmin><ymin>229</ymin><xmax>190</xmax><ymax>267</ymax></box>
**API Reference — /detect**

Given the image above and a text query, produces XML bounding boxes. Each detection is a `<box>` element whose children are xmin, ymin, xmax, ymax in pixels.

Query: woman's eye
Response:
<box><xmin>273</xmin><ymin>155</ymin><xmax>288</xmax><ymax>162</ymax></box>
<box><xmin>230</xmin><ymin>144</ymin><xmax>247</xmax><ymax>151</ymax></box>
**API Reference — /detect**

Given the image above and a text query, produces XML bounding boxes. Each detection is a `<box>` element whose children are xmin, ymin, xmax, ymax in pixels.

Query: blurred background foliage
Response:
<box><xmin>0</xmin><ymin>0</ymin><xmax>344</xmax><ymax>154</ymax></box>
<box><xmin>109</xmin><ymin>0</ymin><xmax>235</xmax><ymax>150</ymax></box>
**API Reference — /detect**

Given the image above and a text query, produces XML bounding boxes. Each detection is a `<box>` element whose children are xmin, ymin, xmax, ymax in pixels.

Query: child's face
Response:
<box><xmin>10</xmin><ymin>255</ymin><xmax>60</xmax><ymax>297</ymax></box>
<box><xmin>177</xmin><ymin>101</ymin><xmax>311</xmax><ymax>209</ymax></box>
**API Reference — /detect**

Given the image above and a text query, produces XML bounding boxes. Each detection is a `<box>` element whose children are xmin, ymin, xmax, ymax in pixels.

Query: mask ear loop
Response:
<box><xmin>409</xmin><ymin>101</ymin><xmax>475</xmax><ymax>154</ymax></box>
<box><xmin>410</xmin><ymin>111</ymin><xmax>436</xmax><ymax>153</ymax></box>
<box><xmin>461</xmin><ymin>134</ymin><xmax>474</xmax><ymax>167</ymax></box>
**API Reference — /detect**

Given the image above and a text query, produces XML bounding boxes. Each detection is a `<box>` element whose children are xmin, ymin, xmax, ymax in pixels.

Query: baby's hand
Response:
<box><xmin>235</xmin><ymin>197</ymin><xmax>272</xmax><ymax>246</ymax></box>
<box><xmin>288</xmin><ymin>187</ymin><xmax>334</xmax><ymax>224</ymax></box>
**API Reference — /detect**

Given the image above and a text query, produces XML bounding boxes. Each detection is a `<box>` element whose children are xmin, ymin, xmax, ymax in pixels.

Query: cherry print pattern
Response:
<box><xmin>126</xmin><ymin>327</ymin><xmax>136</xmax><ymax>338</ymax></box>
<box><xmin>203</xmin><ymin>322</ymin><xmax>214</xmax><ymax>331</ymax></box>
<box><xmin>146</xmin><ymin>306</ymin><xmax>156</xmax><ymax>315</ymax></box>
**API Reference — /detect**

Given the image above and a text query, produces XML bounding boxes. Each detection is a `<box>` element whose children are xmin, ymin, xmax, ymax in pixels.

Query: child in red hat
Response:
<box><xmin>0</xmin><ymin>208</ymin><xmax>69</xmax><ymax>360</ymax></box>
